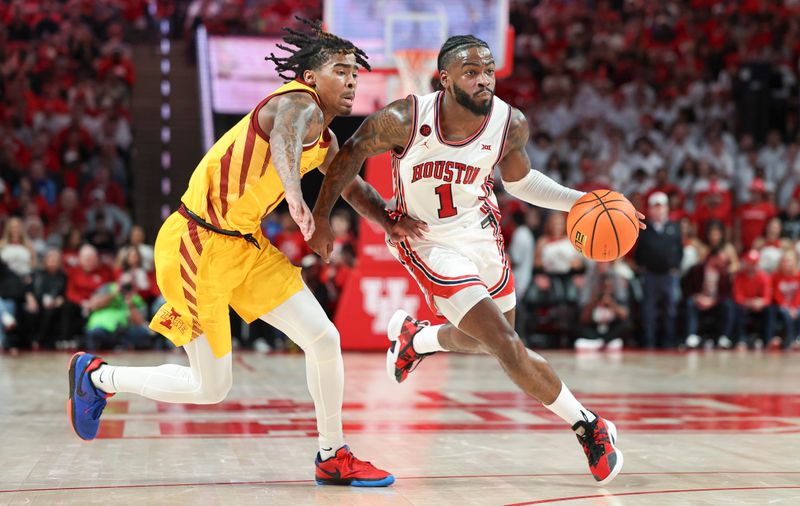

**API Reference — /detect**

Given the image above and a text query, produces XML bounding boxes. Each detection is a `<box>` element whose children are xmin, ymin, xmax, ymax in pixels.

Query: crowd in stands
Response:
<box><xmin>0</xmin><ymin>0</ymin><xmax>154</xmax><ymax>353</ymax></box>
<box><xmin>497</xmin><ymin>0</ymin><xmax>800</xmax><ymax>351</ymax></box>
<box><xmin>5</xmin><ymin>0</ymin><xmax>800</xmax><ymax>353</ymax></box>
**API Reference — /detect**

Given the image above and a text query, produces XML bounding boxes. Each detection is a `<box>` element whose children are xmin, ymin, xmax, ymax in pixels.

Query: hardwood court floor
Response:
<box><xmin>2</xmin><ymin>349</ymin><xmax>799</xmax><ymax>505</ymax></box>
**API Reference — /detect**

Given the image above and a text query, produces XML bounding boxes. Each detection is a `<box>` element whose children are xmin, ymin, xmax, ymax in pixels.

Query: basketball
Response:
<box><xmin>566</xmin><ymin>190</ymin><xmax>640</xmax><ymax>262</ymax></box>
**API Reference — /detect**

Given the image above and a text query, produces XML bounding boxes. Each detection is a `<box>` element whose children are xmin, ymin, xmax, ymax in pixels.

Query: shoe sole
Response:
<box><xmin>595</xmin><ymin>419</ymin><xmax>624</xmax><ymax>486</ymax></box>
<box><xmin>386</xmin><ymin>310</ymin><xmax>409</xmax><ymax>383</ymax></box>
<box><xmin>67</xmin><ymin>351</ymin><xmax>90</xmax><ymax>441</ymax></box>
<box><xmin>315</xmin><ymin>475</ymin><xmax>395</xmax><ymax>487</ymax></box>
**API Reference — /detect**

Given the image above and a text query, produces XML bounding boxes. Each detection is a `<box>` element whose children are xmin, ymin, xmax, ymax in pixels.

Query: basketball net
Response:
<box><xmin>393</xmin><ymin>49</ymin><xmax>439</xmax><ymax>97</ymax></box>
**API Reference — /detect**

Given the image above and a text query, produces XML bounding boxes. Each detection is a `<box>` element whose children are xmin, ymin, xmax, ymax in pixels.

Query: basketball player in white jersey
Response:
<box><xmin>310</xmin><ymin>35</ymin><xmax>645</xmax><ymax>485</ymax></box>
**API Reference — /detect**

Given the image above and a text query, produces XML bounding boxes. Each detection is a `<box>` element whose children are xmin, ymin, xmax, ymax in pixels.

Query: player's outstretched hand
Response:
<box><xmin>636</xmin><ymin>210</ymin><xmax>647</xmax><ymax>230</ymax></box>
<box><xmin>308</xmin><ymin>216</ymin><xmax>335</xmax><ymax>263</ymax></box>
<box><xmin>286</xmin><ymin>191</ymin><xmax>315</xmax><ymax>241</ymax></box>
<box><xmin>389</xmin><ymin>216</ymin><xmax>429</xmax><ymax>242</ymax></box>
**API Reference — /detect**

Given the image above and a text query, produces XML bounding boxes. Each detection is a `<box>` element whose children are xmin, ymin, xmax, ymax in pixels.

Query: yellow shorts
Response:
<box><xmin>148</xmin><ymin>212</ymin><xmax>303</xmax><ymax>358</ymax></box>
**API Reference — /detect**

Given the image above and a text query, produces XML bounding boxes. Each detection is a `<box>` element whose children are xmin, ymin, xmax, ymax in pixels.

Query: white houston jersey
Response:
<box><xmin>391</xmin><ymin>91</ymin><xmax>512</xmax><ymax>242</ymax></box>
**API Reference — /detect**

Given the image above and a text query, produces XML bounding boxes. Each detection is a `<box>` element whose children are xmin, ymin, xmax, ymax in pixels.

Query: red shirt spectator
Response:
<box><xmin>693</xmin><ymin>189</ymin><xmax>733</xmax><ymax>240</ymax></box>
<box><xmin>66</xmin><ymin>245</ymin><xmax>114</xmax><ymax>305</ymax></box>
<box><xmin>736</xmin><ymin>180</ymin><xmax>777</xmax><ymax>251</ymax></box>
<box><xmin>733</xmin><ymin>251</ymin><xmax>772</xmax><ymax>307</ymax></box>
<box><xmin>273</xmin><ymin>216</ymin><xmax>311</xmax><ymax>266</ymax></box>
<box><xmin>772</xmin><ymin>271</ymin><xmax>800</xmax><ymax>307</ymax></box>
<box><xmin>81</xmin><ymin>167</ymin><xmax>126</xmax><ymax>208</ymax></box>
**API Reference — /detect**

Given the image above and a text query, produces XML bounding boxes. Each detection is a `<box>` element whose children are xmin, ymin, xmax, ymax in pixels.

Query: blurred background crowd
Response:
<box><xmin>2</xmin><ymin>0</ymin><xmax>800</xmax><ymax>353</ymax></box>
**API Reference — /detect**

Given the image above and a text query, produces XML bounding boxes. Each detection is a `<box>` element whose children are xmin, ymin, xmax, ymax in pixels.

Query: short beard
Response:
<box><xmin>453</xmin><ymin>84</ymin><xmax>493</xmax><ymax>115</ymax></box>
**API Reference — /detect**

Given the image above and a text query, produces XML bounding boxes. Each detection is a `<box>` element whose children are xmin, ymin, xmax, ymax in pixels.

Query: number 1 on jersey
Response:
<box><xmin>435</xmin><ymin>184</ymin><xmax>458</xmax><ymax>218</ymax></box>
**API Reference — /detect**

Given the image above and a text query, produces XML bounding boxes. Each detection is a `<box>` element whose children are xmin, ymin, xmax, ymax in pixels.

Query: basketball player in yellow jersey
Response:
<box><xmin>66</xmin><ymin>19</ymin><xmax>421</xmax><ymax>487</ymax></box>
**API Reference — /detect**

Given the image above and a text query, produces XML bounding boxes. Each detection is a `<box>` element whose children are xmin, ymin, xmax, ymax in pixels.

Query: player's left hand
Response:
<box><xmin>308</xmin><ymin>216</ymin><xmax>335</xmax><ymax>263</ymax></box>
<box><xmin>636</xmin><ymin>211</ymin><xmax>647</xmax><ymax>229</ymax></box>
<box><xmin>389</xmin><ymin>216</ymin><xmax>429</xmax><ymax>242</ymax></box>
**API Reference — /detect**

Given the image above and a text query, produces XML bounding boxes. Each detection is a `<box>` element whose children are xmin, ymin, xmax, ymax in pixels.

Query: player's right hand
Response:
<box><xmin>389</xmin><ymin>216</ymin><xmax>429</xmax><ymax>242</ymax></box>
<box><xmin>286</xmin><ymin>191</ymin><xmax>315</xmax><ymax>241</ymax></box>
<box><xmin>308</xmin><ymin>216</ymin><xmax>335</xmax><ymax>263</ymax></box>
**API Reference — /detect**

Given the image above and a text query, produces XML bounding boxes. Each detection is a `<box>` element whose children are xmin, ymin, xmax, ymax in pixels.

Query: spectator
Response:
<box><xmin>329</xmin><ymin>209</ymin><xmax>355</xmax><ymax>264</ymax></box>
<box><xmin>326</xmin><ymin>242</ymin><xmax>356</xmax><ymax>308</ymax></box>
<box><xmin>693</xmin><ymin>178</ymin><xmax>734</xmax><ymax>241</ymax></box>
<box><xmin>575</xmin><ymin>261</ymin><xmax>631</xmax><ymax>351</ymax></box>
<box><xmin>634</xmin><ymin>191</ymin><xmax>683</xmax><ymax>349</ymax></box>
<box><xmin>301</xmin><ymin>254</ymin><xmax>332</xmax><ymax>318</ymax></box>
<box><xmin>115</xmin><ymin>246</ymin><xmax>157</xmax><ymax>303</ymax></box>
<box><xmin>84</xmin><ymin>188</ymin><xmax>132</xmax><ymax>249</ymax></box>
<box><xmin>115</xmin><ymin>225</ymin><xmax>155</xmax><ymax>272</ymax></box>
<box><xmin>49</xmin><ymin>187</ymin><xmax>86</xmax><ymax>235</ymax></box>
<box><xmin>736</xmin><ymin>178</ymin><xmax>778</xmax><ymax>251</ymax></box>
<box><xmin>0</xmin><ymin>216</ymin><xmax>37</xmax><ymax>281</ymax></box>
<box><xmin>22</xmin><ymin>248</ymin><xmax>67</xmax><ymax>350</ymax></box>
<box><xmin>779</xmin><ymin>198</ymin><xmax>800</xmax><ymax>241</ymax></box>
<box><xmin>704</xmin><ymin>220</ymin><xmax>740</xmax><ymax>273</ymax></box>
<box><xmin>0</xmin><ymin>256</ymin><xmax>24</xmax><ymax>351</ymax></box>
<box><xmin>509</xmin><ymin>207</ymin><xmax>536</xmax><ymax>336</ymax></box>
<box><xmin>59</xmin><ymin>227</ymin><xmax>85</xmax><ymax>269</ymax></box>
<box><xmin>533</xmin><ymin>211</ymin><xmax>584</xmax><ymax>303</ymax></box>
<box><xmin>84</xmin><ymin>281</ymin><xmax>150</xmax><ymax>351</ymax></box>
<box><xmin>24</xmin><ymin>215</ymin><xmax>48</xmax><ymax>261</ymax></box>
<box><xmin>273</xmin><ymin>211</ymin><xmax>311</xmax><ymax>265</ymax></box>
<box><xmin>766</xmin><ymin>249</ymin><xmax>800</xmax><ymax>351</ymax></box>
<box><xmin>752</xmin><ymin>217</ymin><xmax>788</xmax><ymax>273</ymax></box>
<box><xmin>61</xmin><ymin>244</ymin><xmax>113</xmax><ymax>344</ymax></box>
<box><xmin>81</xmin><ymin>165</ymin><xmax>126</xmax><ymax>209</ymax></box>
<box><xmin>679</xmin><ymin>217</ymin><xmax>707</xmax><ymax>274</ymax></box>
<box><xmin>733</xmin><ymin>250</ymin><xmax>772</xmax><ymax>350</ymax></box>
<box><xmin>683</xmin><ymin>248</ymin><xmax>735</xmax><ymax>349</ymax></box>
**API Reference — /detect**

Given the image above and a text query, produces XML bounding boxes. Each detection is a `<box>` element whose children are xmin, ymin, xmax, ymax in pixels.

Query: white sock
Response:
<box><xmin>412</xmin><ymin>325</ymin><xmax>446</xmax><ymax>354</ymax></box>
<box><xmin>91</xmin><ymin>364</ymin><xmax>117</xmax><ymax>394</ymax></box>
<box><xmin>543</xmin><ymin>382</ymin><xmax>596</xmax><ymax>431</ymax></box>
<box><xmin>319</xmin><ymin>445</ymin><xmax>343</xmax><ymax>461</ymax></box>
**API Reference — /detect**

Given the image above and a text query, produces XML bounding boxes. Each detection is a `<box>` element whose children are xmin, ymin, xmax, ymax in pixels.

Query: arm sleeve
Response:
<box><xmin>501</xmin><ymin>170</ymin><xmax>585</xmax><ymax>213</ymax></box>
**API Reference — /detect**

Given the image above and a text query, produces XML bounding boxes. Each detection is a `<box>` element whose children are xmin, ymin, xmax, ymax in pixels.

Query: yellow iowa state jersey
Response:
<box><xmin>181</xmin><ymin>80</ymin><xmax>331</xmax><ymax>234</ymax></box>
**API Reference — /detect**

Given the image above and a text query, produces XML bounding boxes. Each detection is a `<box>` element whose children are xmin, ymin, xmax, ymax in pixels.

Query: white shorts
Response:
<box><xmin>387</xmin><ymin>229</ymin><xmax>516</xmax><ymax>325</ymax></box>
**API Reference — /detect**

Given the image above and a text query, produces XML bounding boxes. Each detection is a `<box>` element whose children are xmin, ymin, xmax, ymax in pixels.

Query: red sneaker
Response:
<box><xmin>572</xmin><ymin>414</ymin><xmax>624</xmax><ymax>485</ymax></box>
<box><xmin>315</xmin><ymin>446</ymin><xmax>395</xmax><ymax>487</ymax></box>
<box><xmin>386</xmin><ymin>310</ymin><xmax>433</xmax><ymax>383</ymax></box>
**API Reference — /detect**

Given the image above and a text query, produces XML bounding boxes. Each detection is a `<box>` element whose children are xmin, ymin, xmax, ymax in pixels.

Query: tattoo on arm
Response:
<box><xmin>498</xmin><ymin>108</ymin><xmax>533</xmax><ymax>182</ymax></box>
<box><xmin>266</xmin><ymin>93</ymin><xmax>323</xmax><ymax>197</ymax></box>
<box><xmin>342</xmin><ymin>177</ymin><xmax>392</xmax><ymax>231</ymax></box>
<box><xmin>313</xmin><ymin>97</ymin><xmax>414</xmax><ymax>219</ymax></box>
<box><xmin>318</xmin><ymin>130</ymin><xmax>389</xmax><ymax>229</ymax></box>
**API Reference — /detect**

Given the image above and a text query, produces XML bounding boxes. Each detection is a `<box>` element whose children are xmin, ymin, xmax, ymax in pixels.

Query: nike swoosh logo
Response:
<box><xmin>322</xmin><ymin>447</ymin><xmax>332</xmax><ymax>452</ymax></box>
<box><xmin>317</xmin><ymin>467</ymin><xmax>341</xmax><ymax>480</ymax></box>
<box><xmin>74</xmin><ymin>358</ymin><xmax>87</xmax><ymax>397</ymax></box>
<box><xmin>99</xmin><ymin>370</ymin><xmax>105</xmax><ymax>384</ymax></box>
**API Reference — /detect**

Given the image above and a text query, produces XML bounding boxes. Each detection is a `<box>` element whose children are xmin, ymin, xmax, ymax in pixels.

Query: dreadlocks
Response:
<box><xmin>437</xmin><ymin>35</ymin><xmax>490</xmax><ymax>72</ymax></box>
<box><xmin>265</xmin><ymin>17</ymin><xmax>371</xmax><ymax>81</ymax></box>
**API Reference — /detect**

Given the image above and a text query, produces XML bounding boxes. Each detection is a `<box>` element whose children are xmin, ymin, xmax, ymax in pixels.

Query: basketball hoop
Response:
<box><xmin>393</xmin><ymin>49</ymin><xmax>439</xmax><ymax>97</ymax></box>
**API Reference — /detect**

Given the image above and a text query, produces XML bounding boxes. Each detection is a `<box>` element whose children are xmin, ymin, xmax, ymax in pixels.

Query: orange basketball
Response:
<box><xmin>566</xmin><ymin>190</ymin><xmax>640</xmax><ymax>262</ymax></box>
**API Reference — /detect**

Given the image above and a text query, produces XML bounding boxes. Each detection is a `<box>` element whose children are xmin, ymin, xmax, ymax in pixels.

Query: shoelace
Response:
<box><xmin>580</xmin><ymin>423</ymin><xmax>610</xmax><ymax>466</ymax></box>
<box><xmin>400</xmin><ymin>317</ymin><xmax>431</xmax><ymax>367</ymax></box>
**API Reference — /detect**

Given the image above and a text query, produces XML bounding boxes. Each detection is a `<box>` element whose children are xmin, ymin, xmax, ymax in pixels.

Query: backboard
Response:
<box><xmin>324</xmin><ymin>0</ymin><xmax>511</xmax><ymax>104</ymax></box>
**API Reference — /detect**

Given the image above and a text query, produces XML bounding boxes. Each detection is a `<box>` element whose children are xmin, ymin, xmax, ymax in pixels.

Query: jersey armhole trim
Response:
<box><xmin>250</xmin><ymin>88</ymin><xmax>323</xmax><ymax>151</ymax></box>
<box><xmin>392</xmin><ymin>95</ymin><xmax>418</xmax><ymax>160</ymax></box>
<box><xmin>492</xmin><ymin>105</ymin><xmax>514</xmax><ymax>169</ymax></box>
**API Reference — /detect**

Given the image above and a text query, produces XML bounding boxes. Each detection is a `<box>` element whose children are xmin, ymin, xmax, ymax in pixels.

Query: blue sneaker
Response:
<box><xmin>67</xmin><ymin>352</ymin><xmax>113</xmax><ymax>441</ymax></box>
